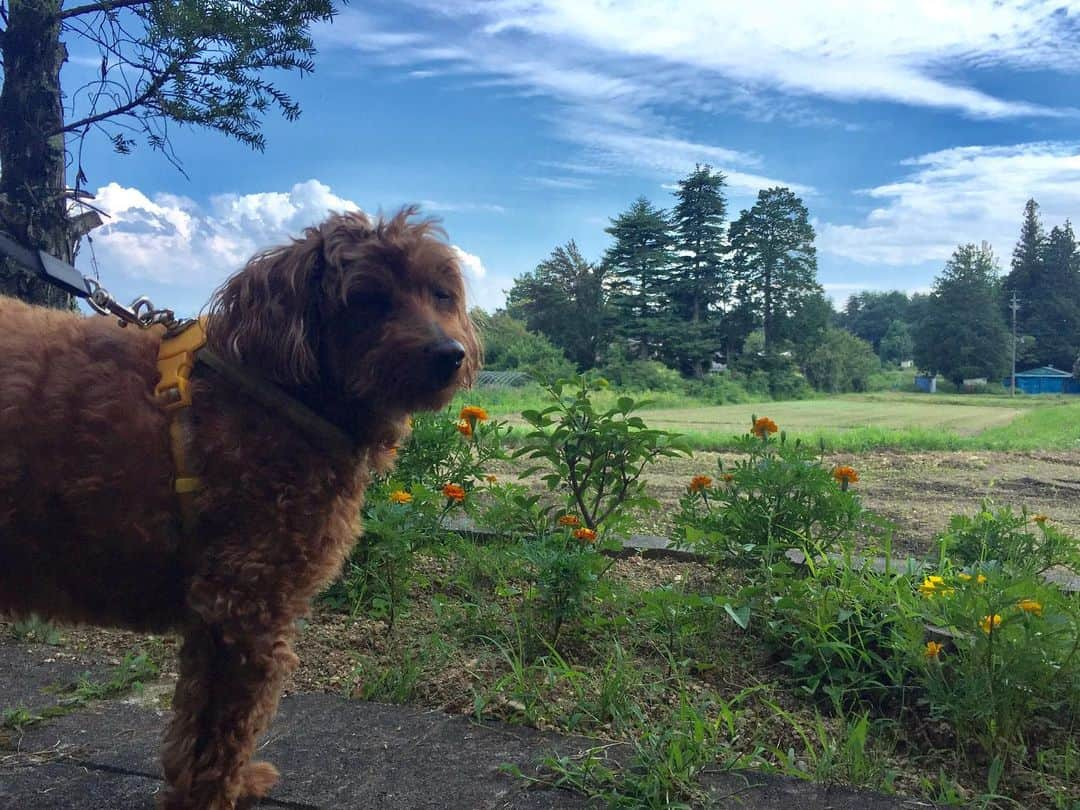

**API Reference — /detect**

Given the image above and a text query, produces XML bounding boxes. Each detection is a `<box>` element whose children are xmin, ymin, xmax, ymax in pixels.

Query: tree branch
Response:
<box><xmin>51</xmin><ymin>64</ymin><xmax>173</xmax><ymax>134</ymax></box>
<box><xmin>60</xmin><ymin>0</ymin><xmax>148</xmax><ymax>19</ymax></box>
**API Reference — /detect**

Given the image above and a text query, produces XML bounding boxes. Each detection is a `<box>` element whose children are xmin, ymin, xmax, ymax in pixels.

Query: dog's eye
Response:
<box><xmin>349</xmin><ymin>293</ymin><xmax>391</xmax><ymax>315</ymax></box>
<box><xmin>432</xmin><ymin>287</ymin><xmax>454</xmax><ymax>304</ymax></box>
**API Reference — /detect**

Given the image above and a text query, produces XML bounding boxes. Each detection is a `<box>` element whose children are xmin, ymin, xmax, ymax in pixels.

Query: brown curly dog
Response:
<box><xmin>0</xmin><ymin>208</ymin><xmax>480</xmax><ymax>809</ymax></box>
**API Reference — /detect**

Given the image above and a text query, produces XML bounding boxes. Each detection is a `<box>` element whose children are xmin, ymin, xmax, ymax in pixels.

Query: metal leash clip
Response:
<box><xmin>85</xmin><ymin>277</ymin><xmax>178</xmax><ymax>330</ymax></box>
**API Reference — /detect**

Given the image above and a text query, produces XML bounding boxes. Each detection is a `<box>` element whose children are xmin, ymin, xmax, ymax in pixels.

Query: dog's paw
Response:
<box><xmin>240</xmin><ymin>760</ymin><xmax>280</xmax><ymax>799</ymax></box>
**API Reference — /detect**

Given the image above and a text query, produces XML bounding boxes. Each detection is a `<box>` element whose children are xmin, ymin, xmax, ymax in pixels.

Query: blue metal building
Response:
<box><xmin>1002</xmin><ymin>366</ymin><xmax>1080</xmax><ymax>394</ymax></box>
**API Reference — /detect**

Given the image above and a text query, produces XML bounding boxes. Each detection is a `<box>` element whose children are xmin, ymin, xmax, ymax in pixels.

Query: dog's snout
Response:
<box><xmin>427</xmin><ymin>338</ymin><xmax>466</xmax><ymax>382</ymax></box>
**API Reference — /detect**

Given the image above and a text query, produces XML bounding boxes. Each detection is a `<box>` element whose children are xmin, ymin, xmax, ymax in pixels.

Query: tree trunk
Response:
<box><xmin>0</xmin><ymin>0</ymin><xmax>74</xmax><ymax>308</ymax></box>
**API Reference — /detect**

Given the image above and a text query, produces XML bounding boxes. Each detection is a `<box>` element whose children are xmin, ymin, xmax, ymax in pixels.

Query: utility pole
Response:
<box><xmin>1010</xmin><ymin>291</ymin><xmax>1020</xmax><ymax>396</ymax></box>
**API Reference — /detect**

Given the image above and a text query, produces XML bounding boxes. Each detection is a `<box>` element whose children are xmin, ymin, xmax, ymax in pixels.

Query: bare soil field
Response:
<box><xmin>493</xmin><ymin>448</ymin><xmax>1080</xmax><ymax>558</ymax></box>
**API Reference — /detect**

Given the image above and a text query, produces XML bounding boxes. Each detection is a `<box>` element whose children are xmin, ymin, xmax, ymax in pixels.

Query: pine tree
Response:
<box><xmin>668</xmin><ymin>165</ymin><xmax>729</xmax><ymax>375</ymax></box>
<box><xmin>915</xmin><ymin>243</ymin><xmax>1010</xmax><ymax>386</ymax></box>
<box><xmin>603</xmin><ymin>197</ymin><xmax>675</xmax><ymax>359</ymax></box>
<box><xmin>1034</xmin><ymin>222</ymin><xmax>1080</xmax><ymax>369</ymax></box>
<box><xmin>728</xmin><ymin>187</ymin><xmax>818</xmax><ymax>351</ymax></box>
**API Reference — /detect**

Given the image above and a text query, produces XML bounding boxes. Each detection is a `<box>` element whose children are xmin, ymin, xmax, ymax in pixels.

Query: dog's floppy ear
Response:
<box><xmin>206</xmin><ymin>226</ymin><xmax>325</xmax><ymax>386</ymax></box>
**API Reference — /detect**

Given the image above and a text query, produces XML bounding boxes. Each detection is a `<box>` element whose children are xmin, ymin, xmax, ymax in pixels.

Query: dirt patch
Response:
<box><xmin>490</xmin><ymin>448</ymin><xmax>1080</xmax><ymax>558</ymax></box>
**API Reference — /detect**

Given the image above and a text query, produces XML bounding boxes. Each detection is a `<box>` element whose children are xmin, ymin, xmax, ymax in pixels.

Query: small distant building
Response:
<box><xmin>962</xmin><ymin>377</ymin><xmax>988</xmax><ymax>392</ymax></box>
<box><xmin>1002</xmin><ymin>366</ymin><xmax>1080</xmax><ymax>395</ymax></box>
<box><xmin>914</xmin><ymin>374</ymin><xmax>937</xmax><ymax>393</ymax></box>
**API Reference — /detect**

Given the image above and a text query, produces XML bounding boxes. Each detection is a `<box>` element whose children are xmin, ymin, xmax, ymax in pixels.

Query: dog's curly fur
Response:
<box><xmin>0</xmin><ymin>208</ymin><xmax>480</xmax><ymax>809</ymax></box>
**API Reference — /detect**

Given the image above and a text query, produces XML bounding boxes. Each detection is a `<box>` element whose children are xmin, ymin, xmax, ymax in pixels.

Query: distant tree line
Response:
<box><xmin>840</xmin><ymin>199</ymin><xmax>1080</xmax><ymax>388</ymax></box>
<box><xmin>482</xmin><ymin>175</ymin><xmax>1080</xmax><ymax>397</ymax></box>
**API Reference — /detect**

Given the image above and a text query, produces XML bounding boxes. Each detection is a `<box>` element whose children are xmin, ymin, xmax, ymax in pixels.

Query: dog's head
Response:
<box><xmin>206</xmin><ymin>207</ymin><xmax>481</xmax><ymax>425</ymax></box>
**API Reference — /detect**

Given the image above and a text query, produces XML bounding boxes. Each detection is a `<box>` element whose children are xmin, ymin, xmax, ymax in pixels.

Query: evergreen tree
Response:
<box><xmin>603</xmin><ymin>197</ymin><xmax>675</xmax><ymax>359</ymax></box>
<box><xmin>1006</xmin><ymin>199</ymin><xmax>1046</xmax><ymax>302</ymax></box>
<box><xmin>915</xmin><ymin>243</ymin><xmax>1010</xmax><ymax>387</ymax></box>
<box><xmin>728</xmin><ymin>187</ymin><xmax>819</xmax><ymax>351</ymax></box>
<box><xmin>668</xmin><ymin>165</ymin><xmax>730</xmax><ymax>375</ymax></box>
<box><xmin>504</xmin><ymin>241</ymin><xmax>607</xmax><ymax>369</ymax></box>
<box><xmin>1033</xmin><ymin>222</ymin><xmax>1080</xmax><ymax>369</ymax></box>
<box><xmin>1</xmin><ymin>0</ymin><xmax>337</xmax><ymax>307</ymax></box>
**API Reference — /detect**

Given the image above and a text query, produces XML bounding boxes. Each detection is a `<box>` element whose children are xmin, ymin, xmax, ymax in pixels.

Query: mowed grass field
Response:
<box><xmin>642</xmin><ymin>395</ymin><xmax>1022</xmax><ymax>436</ymax></box>
<box><xmin>465</xmin><ymin>387</ymin><xmax>1080</xmax><ymax>452</ymax></box>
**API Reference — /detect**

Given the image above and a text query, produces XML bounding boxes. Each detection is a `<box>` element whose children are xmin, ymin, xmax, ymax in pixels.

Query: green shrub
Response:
<box><xmin>391</xmin><ymin>404</ymin><xmax>508</xmax><ymax>491</ymax></box>
<box><xmin>911</xmin><ymin>563</ymin><xmax>1080</xmax><ymax>761</ymax></box>
<box><xmin>802</xmin><ymin>328</ymin><xmax>881</xmax><ymax>393</ymax></box>
<box><xmin>939</xmin><ymin>501</ymin><xmax>1079</xmax><ymax>574</ymax></box>
<box><xmin>673</xmin><ymin>417</ymin><xmax>865</xmax><ymax>565</ymax></box>
<box><xmin>514</xmin><ymin>376</ymin><xmax>689</xmax><ymax>533</ymax></box>
<box><xmin>474</xmin><ymin>310</ymin><xmax>577</xmax><ymax>381</ymax></box>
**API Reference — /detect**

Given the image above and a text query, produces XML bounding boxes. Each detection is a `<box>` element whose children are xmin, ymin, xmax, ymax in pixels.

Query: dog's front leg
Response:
<box><xmin>159</xmin><ymin>615</ymin><xmax>298</xmax><ymax>810</ymax></box>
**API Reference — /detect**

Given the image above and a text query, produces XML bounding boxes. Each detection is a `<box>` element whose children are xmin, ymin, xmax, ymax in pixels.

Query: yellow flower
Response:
<box><xmin>957</xmin><ymin>572</ymin><xmax>972</xmax><ymax>582</ymax></box>
<box><xmin>918</xmin><ymin>575</ymin><xmax>954</xmax><ymax>598</ymax></box>
<box><xmin>924</xmin><ymin>641</ymin><xmax>944</xmax><ymax>659</ymax></box>
<box><xmin>1032</xmin><ymin>514</ymin><xmax>1049</xmax><ymax>525</ymax></box>
<box><xmin>459</xmin><ymin>406</ymin><xmax>489</xmax><ymax>422</ymax></box>
<box><xmin>976</xmin><ymin>574</ymin><xmax>987</xmax><ymax>585</ymax></box>
<box><xmin>1017</xmin><ymin>599</ymin><xmax>1043</xmax><ymax>616</ymax></box>
<box><xmin>688</xmin><ymin>475</ymin><xmax>713</xmax><ymax>493</ymax></box>
<box><xmin>832</xmin><ymin>465</ymin><xmax>859</xmax><ymax>485</ymax></box>
<box><xmin>457</xmin><ymin>420</ymin><xmax>473</xmax><ymax>437</ymax></box>
<box><xmin>573</xmin><ymin>527</ymin><xmax>597</xmax><ymax>543</ymax></box>
<box><xmin>979</xmin><ymin>614</ymin><xmax>1002</xmax><ymax>634</ymax></box>
<box><xmin>388</xmin><ymin>490</ymin><xmax>412</xmax><ymax>504</ymax></box>
<box><xmin>558</xmin><ymin>514</ymin><xmax>580</xmax><ymax>527</ymax></box>
<box><xmin>442</xmin><ymin>483</ymin><xmax>466</xmax><ymax>502</ymax></box>
<box><xmin>752</xmin><ymin>416</ymin><xmax>779</xmax><ymax>438</ymax></box>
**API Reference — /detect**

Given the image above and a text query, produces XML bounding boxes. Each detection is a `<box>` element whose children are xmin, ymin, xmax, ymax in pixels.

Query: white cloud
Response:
<box><xmin>318</xmin><ymin>2</ymin><xmax>1080</xmax><ymax>190</ymax></box>
<box><xmin>419</xmin><ymin>199</ymin><xmax>507</xmax><ymax>214</ymax></box>
<box><xmin>451</xmin><ymin>245</ymin><xmax>487</xmax><ymax>280</ymax></box>
<box><xmin>817</xmin><ymin>142</ymin><xmax>1080</xmax><ymax>266</ymax></box>
<box><xmin>464</xmin><ymin>0</ymin><xmax>1079</xmax><ymax>119</ymax></box>
<box><xmin>81</xmin><ymin>180</ymin><xmax>499</xmax><ymax>311</ymax></box>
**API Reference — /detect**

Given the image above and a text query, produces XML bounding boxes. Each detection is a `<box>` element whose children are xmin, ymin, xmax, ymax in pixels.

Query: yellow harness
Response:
<box><xmin>155</xmin><ymin>318</ymin><xmax>207</xmax><ymax>531</ymax></box>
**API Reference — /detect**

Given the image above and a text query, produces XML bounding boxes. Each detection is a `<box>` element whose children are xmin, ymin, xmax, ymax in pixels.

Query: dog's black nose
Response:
<box><xmin>427</xmin><ymin>338</ymin><xmax>466</xmax><ymax>381</ymax></box>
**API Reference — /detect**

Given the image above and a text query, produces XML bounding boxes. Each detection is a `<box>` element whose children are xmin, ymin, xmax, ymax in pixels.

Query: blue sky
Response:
<box><xmin>66</xmin><ymin>0</ymin><xmax>1080</xmax><ymax>317</ymax></box>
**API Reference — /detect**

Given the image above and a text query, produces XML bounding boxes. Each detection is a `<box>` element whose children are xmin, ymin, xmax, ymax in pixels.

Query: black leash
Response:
<box><xmin>0</xmin><ymin>230</ymin><xmax>178</xmax><ymax>330</ymax></box>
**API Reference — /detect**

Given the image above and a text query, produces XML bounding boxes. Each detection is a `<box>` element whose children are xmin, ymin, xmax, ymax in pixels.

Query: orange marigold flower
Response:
<box><xmin>721</xmin><ymin>473</ymin><xmax>735</xmax><ymax>482</ymax></box>
<box><xmin>457</xmin><ymin>420</ymin><xmax>473</xmax><ymax>437</ymax></box>
<box><xmin>459</xmin><ymin>406</ymin><xmax>489</xmax><ymax>422</ymax></box>
<box><xmin>688</xmin><ymin>475</ymin><xmax>713</xmax><ymax>493</ymax></box>
<box><xmin>573</xmin><ymin>527</ymin><xmax>597</xmax><ymax>543</ymax></box>
<box><xmin>388</xmin><ymin>490</ymin><xmax>412</xmax><ymax>504</ymax></box>
<box><xmin>558</xmin><ymin>515</ymin><xmax>580</xmax><ymax>526</ymax></box>
<box><xmin>979</xmin><ymin>614</ymin><xmax>1002</xmax><ymax>634</ymax></box>
<box><xmin>924</xmin><ymin>641</ymin><xmax>944</xmax><ymax>659</ymax></box>
<box><xmin>442</xmin><ymin>483</ymin><xmax>466</xmax><ymax>502</ymax></box>
<box><xmin>832</xmin><ymin>466</ymin><xmax>859</xmax><ymax>485</ymax></box>
<box><xmin>752</xmin><ymin>416</ymin><xmax>779</xmax><ymax>438</ymax></box>
<box><xmin>486</xmin><ymin>474</ymin><xmax>497</xmax><ymax>483</ymax></box>
<box><xmin>1032</xmin><ymin>514</ymin><xmax>1049</xmax><ymax>524</ymax></box>
<box><xmin>1017</xmin><ymin>598</ymin><xmax>1043</xmax><ymax>616</ymax></box>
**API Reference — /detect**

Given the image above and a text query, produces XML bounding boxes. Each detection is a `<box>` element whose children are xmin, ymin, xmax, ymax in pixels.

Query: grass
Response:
<box><xmin>456</xmin><ymin>386</ymin><xmax>1080</xmax><ymax>452</ymax></box>
<box><xmin>2</xmin><ymin>649</ymin><xmax>160</xmax><ymax>732</ymax></box>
